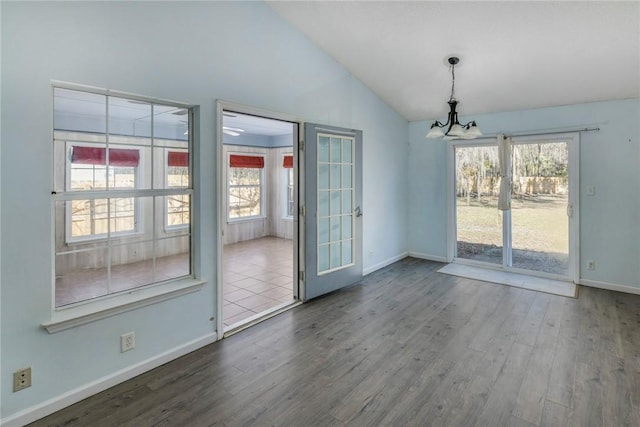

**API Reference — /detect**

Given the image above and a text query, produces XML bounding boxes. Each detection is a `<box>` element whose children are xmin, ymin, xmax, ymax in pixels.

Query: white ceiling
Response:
<box><xmin>54</xmin><ymin>88</ymin><xmax>187</xmax><ymax>125</ymax></box>
<box><xmin>267</xmin><ymin>1</ymin><xmax>640</xmax><ymax>122</ymax></box>
<box><xmin>223</xmin><ymin>111</ymin><xmax>294</xmax><ymax>136</ymax></box>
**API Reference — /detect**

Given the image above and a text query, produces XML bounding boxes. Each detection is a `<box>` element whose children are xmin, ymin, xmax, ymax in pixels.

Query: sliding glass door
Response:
<box><xmin>453</xmin><ymin>133</ymin><xmax>578</xmax><ymax>280</ymax></box>
<box><xmin>511</xmin><ymin>141</ymin><xmax>570</xmax><ymax>275</ymax></box>
<box><xmin>455</xmin><ymin>144</ymin><xmax>502</xmax><ymax>265</ymax></box>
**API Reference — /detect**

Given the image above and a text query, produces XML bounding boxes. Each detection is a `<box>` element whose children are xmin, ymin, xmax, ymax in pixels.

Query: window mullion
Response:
<box><xmin>105</xmin><ymin>94</ymin><xmax>113</xmax><ymax>297</ymax></box>
<box><xmin>54</xmin><ymin>188</ymin><xmax>192</xmax><ymax>200</ymax></box>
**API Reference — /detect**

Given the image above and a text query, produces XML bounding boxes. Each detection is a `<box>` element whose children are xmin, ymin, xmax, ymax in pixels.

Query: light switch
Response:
<box><xmin>587</xmin><ymin>185</ymin><xmax>595</xmax><ymax>196</ymax></box>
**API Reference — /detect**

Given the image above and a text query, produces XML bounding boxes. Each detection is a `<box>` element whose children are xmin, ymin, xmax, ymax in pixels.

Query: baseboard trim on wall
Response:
<box><xmin>407</xmin><ymin>252</ymin><xmax>449</xmax><ymax>264</ymax></box>
<box><xmin>363</xmin><ymin>252</ymin><xmax>409</xmax><ymax>276</ymax></box>
<box><xmin>1</xmin><ymin>332</ymin><xmax>219</xmax><ymax>427</ymax></box>
<box><xmin>579</xmin><ymin>279</ymin><xmax>640</xmax><ymax>296</ymax></box>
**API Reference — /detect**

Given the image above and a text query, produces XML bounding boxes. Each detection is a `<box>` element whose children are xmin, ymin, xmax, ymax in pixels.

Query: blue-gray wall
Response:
<box><xmin>0</xmin><ymin>1</ymin><xmax>408</xmax><ymax>421</ymax></box>
<box><xmin>408</xmin><ymin>98</ymin><xmax>640</xmax><ymax>289</ymax></box>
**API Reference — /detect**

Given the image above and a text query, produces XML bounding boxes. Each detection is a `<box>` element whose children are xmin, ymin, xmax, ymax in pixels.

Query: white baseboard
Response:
<box><xmin>363</xmin><ymin>252</ymin><xmax>409</xmax><ymax>275</ymax></box>
<box><xmin>408</xmin><ymin>252</ymin><xmax>449</xmax><ymax>263</ymax></box>
<box><xmin>1</xmin><ymin>332</ymin><xmax>218</xmax><ymax>427</ymax></box>
<box><xmin>579</xmin><ymin>278</ymin><xmax>640</xmax><ymax>295</ymax></box>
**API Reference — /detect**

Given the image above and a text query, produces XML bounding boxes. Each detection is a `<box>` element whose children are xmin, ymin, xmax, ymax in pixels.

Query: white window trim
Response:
<box><xmin>52</xmin><ymin>82</ymin><xmax>197</xmax><ymax>316</ymax></box>
<box><xmin>64</xmin><ymin>141</ymin><xmax>142</xmax><ymax>244</ymax></box>
<box><xmin>42</xmin><ymin>277</ymin><xmax>205</xmax><ymax>333</ymax></box>
<box><xmin>284</xmin><ymin>153</ymin><xmax>294</xmax><ymax>219</ymax></box>
<box><xmin>226</xmin><ymin>152</ymin><xmax>266</xmax><ymax>223</ymax></box>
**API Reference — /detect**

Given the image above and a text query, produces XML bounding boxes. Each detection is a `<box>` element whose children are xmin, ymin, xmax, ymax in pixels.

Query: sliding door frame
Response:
<box><xmin>448</xmin><ymin>132</ymin><xmax>580</xmax><ymax>283</ymax></box>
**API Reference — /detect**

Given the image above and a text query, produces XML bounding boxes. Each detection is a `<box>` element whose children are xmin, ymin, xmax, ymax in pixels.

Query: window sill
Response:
<box><xmin>66</xmin><ymin>230</ymin><xmax>144</xmax><ymax>246</ymax></box>
<box><xmin>164</xmin><ymin>224</ymin><xmax>190</xmax><ymax>233</ymax></box>
<box><xmin>227</xmin><ymin>216</ymin><xmax>266</xmax><ymax>225</ymax></box>
<box><xmin>42</xmin><ymin>278</ymin><xmax>206</xmax><ymax>334</ymax></box>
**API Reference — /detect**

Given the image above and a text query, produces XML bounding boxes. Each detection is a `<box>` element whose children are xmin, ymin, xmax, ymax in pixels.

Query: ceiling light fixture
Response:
<box><xmin>223</xmin><ymin>126</ymin><xmax>245</xmax><ymax>137</ymax></box>
<box><xmin>426</xmin><ymin>56</ymin><xmax>482</xmax><ymax>140</ymax></box>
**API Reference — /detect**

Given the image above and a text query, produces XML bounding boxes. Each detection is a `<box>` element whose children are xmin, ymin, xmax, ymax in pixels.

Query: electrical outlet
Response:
<box><xmin>587</xmin><ymin>260</ymin><xmax>595</xmax><ymax>270</ymax></box>
<box><xmin>13</xmin><ymin>367</ymin><xmax>32</xmax><ymax>392</ymax></box>
<box><xmin>121</xmin><ymin>332</ymin><xmax>135</xmax><ymax>352</ymax></box>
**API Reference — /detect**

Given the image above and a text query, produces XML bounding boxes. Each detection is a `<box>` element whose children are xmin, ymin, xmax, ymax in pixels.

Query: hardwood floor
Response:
<box><xmin>30</xmin><ymin>258</ymin><xmax>640</xmax><ymax>426</ymax></box>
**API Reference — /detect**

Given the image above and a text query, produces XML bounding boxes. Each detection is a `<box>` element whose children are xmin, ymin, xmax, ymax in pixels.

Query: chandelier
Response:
<box><xmin>426</xmin><ymin>56</ymin><xmax>482</xmax><ymax>140</ymax></box>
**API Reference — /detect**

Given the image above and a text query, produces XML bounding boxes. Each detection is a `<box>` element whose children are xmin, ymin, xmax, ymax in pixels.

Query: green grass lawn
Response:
<box><xmin>456</xmin><ymin>194</ymin><xmax>568</xmax><ymax>254</ymax></box>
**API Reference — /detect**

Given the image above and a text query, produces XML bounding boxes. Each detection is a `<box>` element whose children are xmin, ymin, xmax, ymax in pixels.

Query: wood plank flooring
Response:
<box><xmin>29</xmin><ymin>258</ymin><xmax>640</xmax><ymax>426</ymax></box>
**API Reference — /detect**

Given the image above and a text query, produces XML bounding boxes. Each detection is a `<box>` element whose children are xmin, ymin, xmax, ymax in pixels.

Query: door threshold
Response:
<box><xmin>223</xmin><ymin>300</ymin><xmax>302</xmax><ymax>337</ymax></box>
<box><xmin>438</xmin><ymin>263</ymin><xmax>578</xmax><ymax>298</ymax></box>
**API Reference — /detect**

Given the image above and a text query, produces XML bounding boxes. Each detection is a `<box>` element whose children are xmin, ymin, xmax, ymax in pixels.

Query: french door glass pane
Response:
<box><xmin>511</xmin><ymin>142</ymin><xmax>569</xmax><ymax>275</ymax></box>
<box><xmin>455</xmin><ymin>146</ymin><xmax>502</xmax><ymax>264</ymax></box>
<box><xmin>317</xmin><ymin>135</ymin><xmax>354</xmax><ymax>274</ymax></box>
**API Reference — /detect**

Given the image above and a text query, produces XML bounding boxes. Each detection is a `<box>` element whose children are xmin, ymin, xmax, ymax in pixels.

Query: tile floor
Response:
<box><xmin>55</xmin><ymin>236</ymin><xmax>295</xmax><ymax>325</ymax></box>
<box><xmin>56</xmin><ymin>252</ymin><xmax>189</xmax><ymax>307</ymax></box>
<box><xmin>223</xmin><ymin>236</ymin><xmax>295</xmax><ymax>328</ymax></box>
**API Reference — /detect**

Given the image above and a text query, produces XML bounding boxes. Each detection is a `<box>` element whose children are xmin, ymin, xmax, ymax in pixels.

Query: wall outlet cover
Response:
<box><xmin>13</xmin><ymin>367</ymin><xmax>32</xmax><ymax>392</ymax></box>
<box><xmin>121</xmin><ymin>332</ymin><xmax>135</xmax><ymax>352</ymax></box>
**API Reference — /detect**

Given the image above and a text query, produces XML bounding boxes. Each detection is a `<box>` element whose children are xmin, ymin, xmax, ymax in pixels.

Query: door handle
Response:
<box><xmin>567</xmin><ymin>204</ymin><xmax>573</xmax><ymax>217</ymax></box>
<box><xmin>355</xmin><ymin>206</ymin><xmax>363</xmax><ymax>217</ymax></box>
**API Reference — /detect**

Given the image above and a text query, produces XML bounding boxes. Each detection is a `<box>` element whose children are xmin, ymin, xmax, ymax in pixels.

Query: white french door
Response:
<box><xmin>451</xmin><ymin>133</ymin><xmax>579</xmax><ymax>281</ymax></box>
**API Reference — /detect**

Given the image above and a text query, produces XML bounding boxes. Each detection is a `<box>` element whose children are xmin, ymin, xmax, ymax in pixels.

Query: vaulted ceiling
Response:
<box><xmin>267</xmin><ymin>1</ymin><xmax>640</xmax><ymax>121</ymax></box>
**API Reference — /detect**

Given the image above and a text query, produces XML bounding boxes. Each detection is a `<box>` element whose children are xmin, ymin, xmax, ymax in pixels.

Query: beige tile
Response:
<box><xmin>250</xmin><ymin>301</ymin><xmax>284</xmax><ymax>314</ymax></box>
<box><xmin>224</xmin><ymin>310</ymin><xmax>255</xmax><ymax>326</ymax></box>
<box><xmin>277</xmin><ymin>295</ymin><xmax>296</xmax><ymax>304</ymax></box>
<box><xmin>224</xmin><ymin>289</ymin><xmax>255</xmax><ymax>303</ymax></box>
<box><xmin>224</xmin><ymin>264</ymin><xmax>251</xmax><ymax>275</ymax></box>
<box><xmin>223</xmin><ymin>272</ymin><xmax>248</xmax><ymax>283</ymax></box>
<box><xmin>236</xmin><ymin>294</ymin><xmax>279</xmax><ymax>310</ymax></box>
<box><xmin>260</xmin><ymin>286</ymin><xmax>293</xmax><ymax>299</ymax></box>
<box><xmin>223</xmin><ymin>284</ymin><xmax>241</xmax><ymax>295</ymax></box>
<box><xmin>224</xmin><ymin>303</ymin><xmax>249</xmax><ymax>318</ymax></box>
<box><xmin>267</xmin><ymin>275</ymin><xmax>293</xmax><ymax>286</ymax></box>
<box><xmin>257</xmin><ymin>271</ymin><xmax>286</xmax><ymax>282</ymax></box>
<box><xmin>222</xmin><ymin>236</ymin><xmax>293</xmax><ymax>326</ymax></box>
<box><xmin>233</xmin><ymin>277</ymin><xmax>265</xmax><ymax>290</ymax></box>
<box><xmin>271</xmin><ymin>268</ymin><xmax>293</xmax><ymax>278</ymax></box>
<box><xmin>239</xmin><ymin>266</ymin><xmax>272</xmax><ymax>277</ymax></box>
<box><xmin>242</xmin><ymin>281</ymin><xmax>279</xmax><ymax>294</ymax></box>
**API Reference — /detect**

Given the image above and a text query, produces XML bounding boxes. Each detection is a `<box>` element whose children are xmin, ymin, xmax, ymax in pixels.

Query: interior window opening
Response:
<box><xmin>52</xmin><ymin>86</ymin><xmax>193</xmax><ymax>307</ymax></box>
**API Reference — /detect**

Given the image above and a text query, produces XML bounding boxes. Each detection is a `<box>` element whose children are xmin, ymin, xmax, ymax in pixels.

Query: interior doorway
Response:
<box><xmin>451</xmin><ymin>132</ymin><xmax>579</xmax><ymax>282</ymax></box>
<box><xmin>217</xmin><ymin>106</ymin><xmax>300</xmax><ymax>332</ymax></box>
